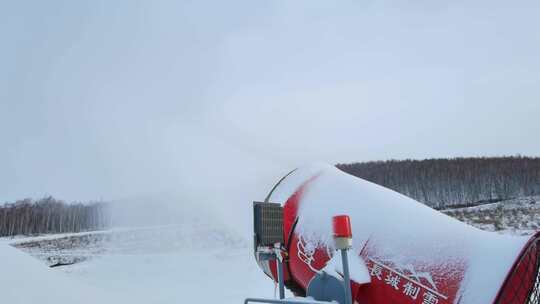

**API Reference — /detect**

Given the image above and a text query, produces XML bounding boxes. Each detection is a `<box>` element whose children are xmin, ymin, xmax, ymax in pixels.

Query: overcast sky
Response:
<box><xmin>2</xmin><ymin>0</ymin><xmax>540</xmax><ymax>206</ymax></box>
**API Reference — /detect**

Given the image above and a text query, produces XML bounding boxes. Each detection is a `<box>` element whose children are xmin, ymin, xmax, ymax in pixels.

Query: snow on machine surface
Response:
<box><xmin>254</xmin><ymin>164</ymin><xmax>540</xmax><ymax>304</ymax></box>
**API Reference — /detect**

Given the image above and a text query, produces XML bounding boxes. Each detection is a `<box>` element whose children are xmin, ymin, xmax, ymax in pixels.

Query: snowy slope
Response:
<box><xmin>2</xmin><ymin>224</ymin><xmax>282</xmax><ymax>304</ymax></box>
<box><xmin>0</xmin><ymin>239</ymin><xmax>110</xmax><ymax>304</ymax></box>
<box><xmin>442</xmin><ymin>196</ymin><xmax>540</xmax><ymax>235</ymax></box>
<box><xmin>62</xmin><ymin>247</ymin><xmax>277</xmax><ymax>304</ymax></box>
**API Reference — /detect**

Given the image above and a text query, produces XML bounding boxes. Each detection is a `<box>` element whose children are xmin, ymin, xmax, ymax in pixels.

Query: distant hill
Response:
<box><xmin>337</xmin><ymin>156</ymin><xmax>540</xmax><ymax>209</ymax></box>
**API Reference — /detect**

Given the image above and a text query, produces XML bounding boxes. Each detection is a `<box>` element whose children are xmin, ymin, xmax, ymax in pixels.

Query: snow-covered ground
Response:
<box><xmin>3</xmin><ymin>194</ymin><xmax>539</xmax><ymax>304</ymax></box>
<box><xmin>1</xmin><ymin>224</ymin><xmax>282</xmax><ymax>304</ymax></box>
<box><xmin>0</xmin><ymin>237</ymin><xmax>110</xmax><ymax>304</ymax></box>
<box><xmin>442</xmin><ymin>196</ymin><xmax>540</xmax><ymax>235</ymax></box>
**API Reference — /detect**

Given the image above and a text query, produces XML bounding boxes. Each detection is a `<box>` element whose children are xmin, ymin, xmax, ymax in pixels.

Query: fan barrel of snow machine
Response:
<box><xmin>255</xmin><ymin>164</ymin><xmax>540</xmax><ymax>304</ymax></box>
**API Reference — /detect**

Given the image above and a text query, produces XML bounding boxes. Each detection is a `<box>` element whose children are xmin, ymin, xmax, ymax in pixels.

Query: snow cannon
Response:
<box><xmin>251</xmin><ymin>164</ymin><xmax>540</xmax><ymax>304</ymax></box>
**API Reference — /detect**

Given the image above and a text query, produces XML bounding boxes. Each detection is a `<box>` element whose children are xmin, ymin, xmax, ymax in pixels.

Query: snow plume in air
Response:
<box><xmin>3</xmin><ymin>0</ymin><xmax>540</xmax><ymax>242</ymax></box>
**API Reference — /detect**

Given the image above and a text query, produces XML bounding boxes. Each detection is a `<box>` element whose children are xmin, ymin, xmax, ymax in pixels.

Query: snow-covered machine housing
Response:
<box><xmin>255</xmin><ymin>164</ymin><xmax>540</xmax><ymax>304</ymax></box>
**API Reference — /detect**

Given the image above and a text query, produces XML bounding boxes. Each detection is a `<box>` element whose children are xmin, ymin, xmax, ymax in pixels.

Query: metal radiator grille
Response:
<box><xmin>253</xmin><ymin>202</ymin><xmax>284</xmax><ymax>247</ymax></box>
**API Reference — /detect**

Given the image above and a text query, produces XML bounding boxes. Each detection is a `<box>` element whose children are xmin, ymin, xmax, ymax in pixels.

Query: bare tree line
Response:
<box><xmin>0</xmin><ymin>196</ymin><xmax>110</xmax><ymax>237</ymax></box>
<box><xmin>337</xmin><ymin>156</ymin><xmax>540</xmax><ymax>208</ymax></box>
<box><xmin>3</xmin><ymin>156</ymin><xmax>538</xmax><ymax>237</ymax></box>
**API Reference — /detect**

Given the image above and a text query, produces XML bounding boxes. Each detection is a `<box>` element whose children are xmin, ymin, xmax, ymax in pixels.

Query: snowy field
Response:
<box><xmin>442</xmin><ymin>196</ymin><xmax>540</xmax><ymax>235</ymax></box>
<box><xmin>0</xmin><ymin>225</ymin><xmax>283</xmax><ymax>304</ymax></box>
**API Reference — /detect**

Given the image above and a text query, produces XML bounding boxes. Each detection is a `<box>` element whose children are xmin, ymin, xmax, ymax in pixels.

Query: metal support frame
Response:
<box><xmin>252</xmin><ymin>237</ymin><xmax>355</xmax><ymax>304</ymax></box>
<box><xmin>277</xmin><ymin>254</ymin><xmax>285</xmax><ymax>299</ymax></box>
<box><xmin>340</xmin><ymin>249</ymin><xmax>352</xmax><ymax>304</ymax></box>
<box><xmin>251</xmin><ymin>207</ymin><xmax>356</xmax><ymax>304</ymax></box>
<box><xmin>257</xmin><ymin>244</ymin><xmax>286</xmax><ymax>300</ymax></box>
<box><xmin>244</xmin><ymin>298</ymin><xmax>333</xmax><ymax>304</ymax></box>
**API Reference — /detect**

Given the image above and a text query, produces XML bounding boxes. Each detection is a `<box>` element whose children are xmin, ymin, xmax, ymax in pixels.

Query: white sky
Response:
<box><xmin>2</xmin><ymin>0</ymin><xmax>539</xmax><ymax>205</ymax></box>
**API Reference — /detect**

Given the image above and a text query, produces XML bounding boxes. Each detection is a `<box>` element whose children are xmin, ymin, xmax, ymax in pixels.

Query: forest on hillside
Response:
<box><xmin>0</xmin><ymin>196</ymin><xmax>110</xmax><ymax>237</ymax></box>
<box><xmin>337</xmin><ymin>156</ymin><xmax>540</xmax><ymax>208</ymax></box>
<box><xmin>3</xmin><ymin>156</ymin><xmax>539</xmax><ymax>237</ymax></box>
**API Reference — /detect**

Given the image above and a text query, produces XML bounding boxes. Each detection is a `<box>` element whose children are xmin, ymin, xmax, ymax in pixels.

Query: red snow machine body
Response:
<box><xmin>255</xmin><ymin>164</ymin><xmax>540</xmax><ymax>304</ymax></box>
